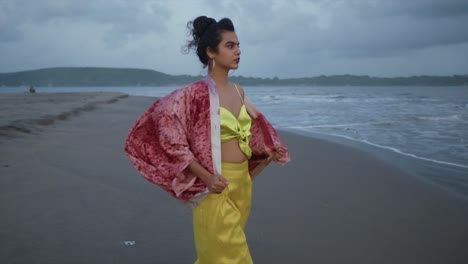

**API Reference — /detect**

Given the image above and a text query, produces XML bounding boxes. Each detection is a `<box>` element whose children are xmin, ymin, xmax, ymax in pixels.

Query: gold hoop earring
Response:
<box><xmin>210</xmin><ymin>59</ymin><xmax>215</xmax><ymax>69</ymax></box>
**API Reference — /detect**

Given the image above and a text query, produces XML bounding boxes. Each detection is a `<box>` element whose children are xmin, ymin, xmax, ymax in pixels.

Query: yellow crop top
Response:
<box><xmin>220</xmin><ymin>84</ymin><xmax>252</xmax><ymax>159</ymax></box>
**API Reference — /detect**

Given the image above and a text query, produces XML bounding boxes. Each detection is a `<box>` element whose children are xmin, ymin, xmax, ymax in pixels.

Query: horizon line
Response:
<box><xmin>1</xmin><ymin>66</ymin><xmax>467</xmax><ymax>79</ymax></box>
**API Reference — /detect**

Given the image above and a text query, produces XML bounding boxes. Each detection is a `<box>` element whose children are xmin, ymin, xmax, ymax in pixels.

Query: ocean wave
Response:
<box><xmin>415</xmin><ymin>115</ymin><xmax>461</xmax><ymax>122</ymax></box>
<box><xmin>398</xmin><ymin>92</ymin><xmax>412</xmax><ymax>96</ymax></box>
<box><xmin>329</xmin><ymin>95</ymin><xmax>346</xmax><ymax>99</ymax></box>
<box><xmin>259</xmin><ymin>94</ymin><xmax>439</xmax><ymax>104</ymax></box>
<box><xmin>281</xmin><ymin>95</ymin><xmax>353</xmax><ymax>103</ymax></box>
<box><xmin>258</xmin><ymin>93</ymin><xmax>440</xmax><ymax>104</ymax></box>
<box><xmin>282</xmin><ymin>121</ymin><xmax>395</xmax><ymax>129</ymax></box>
<box><xmin>288</xmin><ymin>128</ymin><xmax>468</xmax><ymax>169</ymax></box>
<box><xmin>260</xmin><ymin>95</ymin><xmax>280</xmax><ymax>101</ymax></box>
<box><xmin>357</xmin><ymin>138</ymin><xmax>468</xmax><ymax>169</ymax></box>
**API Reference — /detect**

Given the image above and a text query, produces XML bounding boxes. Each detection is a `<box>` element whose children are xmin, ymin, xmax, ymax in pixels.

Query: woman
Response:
<box><xmin>124</xmin><ymin>16</ymin><xmax>290</xmax><ymax>264</ymax></box>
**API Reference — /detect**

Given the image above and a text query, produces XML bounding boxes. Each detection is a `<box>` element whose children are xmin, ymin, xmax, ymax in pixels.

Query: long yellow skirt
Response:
<box><xmin>193</xmin><ymin>160</ymin><xmax>253</xmax><ymax>264</ymax></box>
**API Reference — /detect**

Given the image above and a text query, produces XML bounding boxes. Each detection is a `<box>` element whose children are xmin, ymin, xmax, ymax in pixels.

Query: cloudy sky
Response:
<box><xmin>1</xmin><ymin>0</ymin><xmax>468</xmax><ymax>78</ymax></box>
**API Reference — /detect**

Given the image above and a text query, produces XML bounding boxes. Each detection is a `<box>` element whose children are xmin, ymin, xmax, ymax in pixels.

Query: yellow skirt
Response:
<box><xmin>193</xmin><ymin>160</ymin><xmax>253</xmax><ymax>264</ymax></box>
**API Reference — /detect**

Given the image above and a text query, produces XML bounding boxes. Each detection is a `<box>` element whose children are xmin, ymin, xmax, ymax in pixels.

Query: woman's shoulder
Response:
<box><xmin>162</xmin><ymin>79</ymin><xmax>210</xmax><ymax>107</ymax></box>
<box><xmin>166</xmin><ymin>79</ymin><xmax>208</xmax><ymax>97</ymax></box>
<box><xmin>153</xmin><ymin>80</ymin><xmax>209</xmax><ymax>113</ymax></box>
<box><xmin>232</xmin><ymin>82</ymin><xmax>245</xmax><ymax>98</ymax></box>
<box><xmin>179</xmin><ymin>79</ymin><xmax>209</xmax><ymax>92</ymax></box>
<box><xmin>233</xmin><ymin>82</ymin><xmax>244</xmax><ymax>90</ymax></box>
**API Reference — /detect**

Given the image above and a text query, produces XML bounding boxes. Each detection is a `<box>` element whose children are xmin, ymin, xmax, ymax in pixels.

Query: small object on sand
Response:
<box><xmin>123</xmin><ymin>240</ymin><xmax>136</xmax><ymax>246</ymax></box>
<box><xmin>29</xmin><ymin>85</ymin><xmax>36</xmax><ymax>93</ymax></box>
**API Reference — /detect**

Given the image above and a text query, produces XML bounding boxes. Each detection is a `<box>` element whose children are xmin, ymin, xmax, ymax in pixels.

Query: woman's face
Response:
<box><xmin>211</xmin><ymin>31</ymin><xmax>241</xmax><ymax>70</ymax></box>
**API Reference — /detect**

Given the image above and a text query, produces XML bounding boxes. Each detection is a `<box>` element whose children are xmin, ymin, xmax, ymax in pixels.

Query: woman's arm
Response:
<box><xmin>250</xmin><ymin>145</ymin><xmax>288</xmax><ymax>180</ymax></box>
<box><xmin>187</xmin><ymin>160</ymin><xmax>213</xmax><ymax>184</ymax></box>
<box><xmin>250</xmin><ymin>156</ymin><xmax>273</xmax><ymax>180</ymax></box>
<box><xmin>188</xmin><ymin>159</ymin><xmax>228</xmax><ymax>193</ymax></box>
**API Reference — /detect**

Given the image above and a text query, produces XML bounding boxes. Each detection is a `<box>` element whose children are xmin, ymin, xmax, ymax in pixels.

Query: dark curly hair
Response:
<box><xmin>184</xmin><ymin>16</ymin><xmax>235</xmax><ymax>68</ymax></box>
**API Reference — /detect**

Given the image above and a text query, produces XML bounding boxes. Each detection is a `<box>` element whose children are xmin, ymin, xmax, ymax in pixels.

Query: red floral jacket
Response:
<box><xmin>124</xmin><ymin>77</ymin><xmax>290</xmax><ymax>208</ymax></box>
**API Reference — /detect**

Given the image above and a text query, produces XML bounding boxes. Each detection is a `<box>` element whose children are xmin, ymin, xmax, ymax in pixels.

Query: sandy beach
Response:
<box><xmin>1</xmin><ymin>92</ymin><xmax>468</xmax><ymax>264</ymax></box>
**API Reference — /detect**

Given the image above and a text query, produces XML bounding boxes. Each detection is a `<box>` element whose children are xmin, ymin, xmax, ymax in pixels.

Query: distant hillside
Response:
<box><xmin>1</xmin><ymin>67</ymin><xmax>467</xmax><ymax>87</ymax></box>
<box><xmin>0</xmin><ymin>67</ymin><xmax>199</xmax><ymax>87</ymax></box>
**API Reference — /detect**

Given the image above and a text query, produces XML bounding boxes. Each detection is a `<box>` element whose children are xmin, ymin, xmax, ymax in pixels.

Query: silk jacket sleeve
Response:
<box><xmin>124</xmin><ymin>88</ymin><xmax>196</xmax><ymax>198</ymax></box>
<box><xmin>245</xmin><ymin>97</ymin><xmax>291</xmax><ymax>173</ymax></box>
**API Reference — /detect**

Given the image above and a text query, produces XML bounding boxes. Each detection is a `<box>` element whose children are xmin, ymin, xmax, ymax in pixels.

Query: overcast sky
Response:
<box><xmin>1</xmin><ymin>0</ymin><xmax>468</xmax><ymax>78</ymax></box>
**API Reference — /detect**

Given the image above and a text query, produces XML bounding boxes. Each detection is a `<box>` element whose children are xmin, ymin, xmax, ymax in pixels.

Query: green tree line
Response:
<box><xmin>1</xmin><ymin>67</ymin><xmax>467</xmax><ymax>87</ymax></box>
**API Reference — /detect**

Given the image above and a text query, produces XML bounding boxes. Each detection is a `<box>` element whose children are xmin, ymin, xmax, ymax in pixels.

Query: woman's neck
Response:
<box><xmin>209</xmin><ymin>68</ymin><xmax>229</xmax><ymax>90</ymax></box>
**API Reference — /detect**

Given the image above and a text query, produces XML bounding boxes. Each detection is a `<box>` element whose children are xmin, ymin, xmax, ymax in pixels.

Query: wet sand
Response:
<box><xmin>1</xmin><ymin>93</ymin><xmax>467</xmax><ymax>263</ymax></box>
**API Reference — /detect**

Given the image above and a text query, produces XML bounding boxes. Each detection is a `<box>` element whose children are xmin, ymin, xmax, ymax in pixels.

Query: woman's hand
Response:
<box><xmin>207</xmin><ymin>174</ymin><xmax>229</xmax><ymax>193</ymax></box>
<box><xmin>188</xmin><ymin>160</ymin><xmax>228</xmax><ymax>193</ymax></box>
<box><xmin>266</xmin><ymin>145</ymin><xmax>288</xmax><ymax>162</ymax></box>
<box><xmin>273</xmin><ymin>146</ymin><xmax>288</xmax><ymax>161</ymax></box>
<box><xmin>250</xmin><ymin>145</ymin><xmax>288</xmax><ymax>180</ymax></box>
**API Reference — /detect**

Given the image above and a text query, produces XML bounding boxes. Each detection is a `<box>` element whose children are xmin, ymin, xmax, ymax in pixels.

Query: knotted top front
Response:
<box><xmin>220</xmin><ymin>105</ymin><xmax>252</xmax><ymax>159</ymax></box>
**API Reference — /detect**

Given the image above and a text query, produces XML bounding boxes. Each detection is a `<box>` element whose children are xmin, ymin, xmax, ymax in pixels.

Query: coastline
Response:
<box><xmin>285</xmin><ymin>128</ymin><xmax>468</xmax><ymax>203</ymax></box>
<box><xmin>1</xmin><ymin>93</ymin><xmax>467</xmax><ymax>263</ymax></box>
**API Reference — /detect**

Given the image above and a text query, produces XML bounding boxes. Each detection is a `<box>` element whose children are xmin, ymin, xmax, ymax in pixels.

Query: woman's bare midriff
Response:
<box><xmin>221</xmin><ymin>139</ymin><xmax>248</xmax><ymax>163</ymax></box>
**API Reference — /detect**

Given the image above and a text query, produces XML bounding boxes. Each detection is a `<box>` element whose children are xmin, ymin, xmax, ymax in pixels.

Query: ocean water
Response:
<box><xmin>248</xmin><ymin>86</ymin><xmax>468</xmax><ymax>169</ymax></box>
<box><xmin>2</xmin><ymin>85</ymin><xmax>468</xmax><ymax>197</ymax></box>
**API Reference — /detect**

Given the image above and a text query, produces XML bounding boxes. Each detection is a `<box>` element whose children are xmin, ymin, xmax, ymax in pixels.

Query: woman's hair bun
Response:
<box><xmin>184</xmin><ymin>16</ymin><xmax>235</xmax><ymax>68</ymax></box>
<box><xmin>192</xmin><ymin>16</ymin><xmax>217</xmax><ymax>40</ymax></box>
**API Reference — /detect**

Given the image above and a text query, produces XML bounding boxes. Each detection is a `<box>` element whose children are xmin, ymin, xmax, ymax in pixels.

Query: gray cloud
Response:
<box><xmin>320</xmin><ymin>12</ymin><xmax>468</xmax><ymax>58</ymax></box>
<box><xmin>0</xmin><ymin>0</ymin><xmax>171</xmax><ymax>44</ymax></box>
<box><xmin>1</xmin><ymin>0</ymin><xmax>467</xmax><ymax>77</ymax></box>
<box><xmin>232</xmin><ymin>0</ymin><xmax>468</xmax><ymax>57</ymax></box>
<box><xmin>0</xmin><ymin>0</ymin><xmax>24</xmax><ymax>42</ymax></box>
<box><xmin>371</xmin><ymin>0</ymin><xmax>468</xmax><ymax>19</ymax></box>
